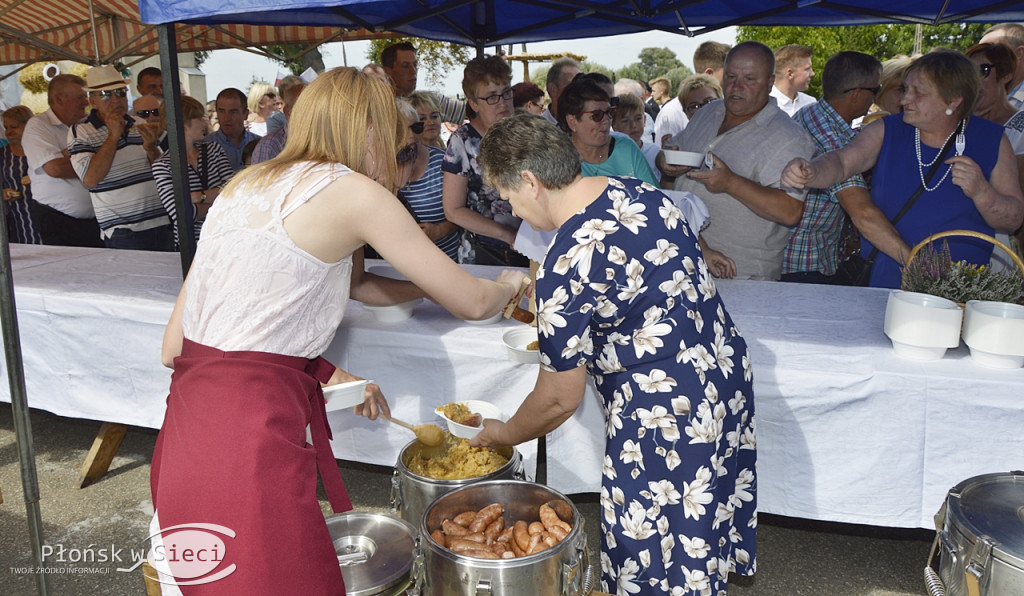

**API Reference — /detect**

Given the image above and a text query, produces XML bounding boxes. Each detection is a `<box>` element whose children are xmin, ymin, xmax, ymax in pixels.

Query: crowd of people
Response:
<box><xmin>4</xmin><ymin>28</ymin><xmax>1024</xmax><ymax>596</ymax></box>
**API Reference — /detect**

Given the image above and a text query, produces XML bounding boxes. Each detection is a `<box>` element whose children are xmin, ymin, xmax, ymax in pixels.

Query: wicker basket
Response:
<box><xmin>901</xmin><ymin>229</ymin><xmax>1024</xmax><ymax>304</ymax></box>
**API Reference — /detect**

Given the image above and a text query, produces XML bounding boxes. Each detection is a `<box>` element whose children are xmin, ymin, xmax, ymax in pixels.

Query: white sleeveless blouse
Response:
<box><xmin>182</xmin><ymin>162</ymin><xmax>354</xmax><ymax>358</ymax></box>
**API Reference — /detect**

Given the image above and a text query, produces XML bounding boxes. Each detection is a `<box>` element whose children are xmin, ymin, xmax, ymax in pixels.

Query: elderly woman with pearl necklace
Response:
<box><xmin>782</xmin><ymin>49</ymin><xmax>1024</xmax><ymax>288</ymax></box>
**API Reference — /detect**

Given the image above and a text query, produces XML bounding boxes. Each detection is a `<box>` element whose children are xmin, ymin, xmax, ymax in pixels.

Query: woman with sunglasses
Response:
<box><xmin>152</xmin><ymin>67</ymin><xmax>528</xmax><ymax>593</ymax></box>
<box><xmin>966</xmin><ymin>42</ymin><xmax>1024</xmax><ymax>268</ymax></box>
<box><xmin>783</xmin><ymin>50</ymin><xmax>1024</xmax><ymax>288</ymax></box>
<box><xmin>397</xmin><ymin>98</ymin><xmax>459</xmax><ymax>260</ymax></box>
<box><xmin>557</xmin><ymin>77</ymin><xmax>658</xmax><ymax>186</ymax></box>
<box><xmin>442</xmin><ymin>54</ymin><xmax>527</xmax><ymax>265</ymax></box>
<box><xmin>245</xmin><ymin>81</ymin><xmax>277</xmax><ymax>137</ymax></box>
<box><xmin>408</xmin><ymin>91</ymin><xmax>446</xmax><ymax>149</ymax></box>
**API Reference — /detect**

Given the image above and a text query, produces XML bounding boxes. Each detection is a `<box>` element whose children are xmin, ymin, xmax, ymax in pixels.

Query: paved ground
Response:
<box><xmin>1</xmin><ymin>406</ymin><xmax>934</xmax><ymax>595</ymax></box>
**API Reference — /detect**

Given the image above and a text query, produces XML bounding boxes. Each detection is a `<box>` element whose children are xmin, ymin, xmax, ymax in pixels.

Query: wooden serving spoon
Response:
<box><xmin>384</xmin><ymin>415</ymin><xmax>445</xmax><ymax>447</ymax></box>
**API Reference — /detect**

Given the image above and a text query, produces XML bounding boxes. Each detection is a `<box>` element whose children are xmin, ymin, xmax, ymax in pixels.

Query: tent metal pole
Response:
<box><xmin>0</xmin><ymin>202</ymin><xmax>49</xmax><ymax>595</ymax></box>
<box><xmin>158</xmin><ymin>23</ymin><xmax>196</xmax><ymax>277</ymax></box>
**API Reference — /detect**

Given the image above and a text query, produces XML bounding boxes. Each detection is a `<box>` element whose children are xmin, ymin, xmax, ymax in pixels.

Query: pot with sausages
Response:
<box><xmin>414</xmin><ymin>479</ymin><xmax>594</xmax><ymax>595</ymax></box>
<box><xmin>390</xmin><ymin>436</ymin><xmax>525</xmax><ymax>528</ymax></box>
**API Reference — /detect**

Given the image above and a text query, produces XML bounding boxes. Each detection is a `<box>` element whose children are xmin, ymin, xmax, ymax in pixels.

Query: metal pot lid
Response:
<box><xmin>325</xmin><ymin>512</ymin><xmax>416</xmax><ymax>596</ymax></box>
<box><xmin>948</xmin><ymin>472</ymin><xmax>1024</xmax><ymax>562</ymax></box>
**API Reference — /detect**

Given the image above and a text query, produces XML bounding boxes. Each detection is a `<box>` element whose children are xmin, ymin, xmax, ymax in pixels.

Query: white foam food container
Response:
<box><xmin>434</xmin><ymin>400</ymin><xmax>503</xmax><ymax>439</ymax></box>
<box><xmin>883</xmin><ymin>290</ymin><xmax>963</xmax><ymax>361</ymax></box>
<box><xmin>323</xmin><ymin>379</ymin><xmax>369</xmax><ymax>412</ymax></box>
<box><xmin>962</xmin><ymin>300</ymin><xmax>1024</xmax><ymax>368</ymax></box>
<box><xmin>502</xmin><ymin>327</ymin><xmax>540</xmax><ymax>364</ymax></box>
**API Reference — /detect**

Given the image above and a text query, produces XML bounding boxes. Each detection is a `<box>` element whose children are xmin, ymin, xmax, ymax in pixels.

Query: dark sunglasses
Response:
<box><xmin>684</xmin><ymin>96</ymin><xmax>717</xmax><ymax>114</ymax></box>
<box><xmin>91</xmin><ymin>88</ymin><xmax>128</xmax><ymax>100</ymax></box>
<box><xmin>409</xmin><ymin>121</ymin><xmax>425</xmax><ymax>134</ymax></box>
<box><xmin>842</xmin><ymin>84</ymin><xmax>882</xmax><ymax>96</ymax></box>
<box><xmin>577</xmin><ymin>107</ymin><xmax>616</xmax><ymax>122</ymax></box>
<box><xmin>397</xmin><ymin>142</ymin><xmax>418</xmax><ymax>165</ymax></box>
<box><xmin>979</xmin><ymin>63</ymin><xmax>994</xmax><ymax>78</ymax></box>
<box><xmin>135</xmin><ymin>109</ymin><xmax>160</xmax><ymax>118</ymax></box>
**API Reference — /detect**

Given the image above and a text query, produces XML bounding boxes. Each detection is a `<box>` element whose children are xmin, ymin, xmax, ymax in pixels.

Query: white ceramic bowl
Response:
<box><xmin>367</xmin><ymin>265</ymin><xmax>407</xmax><ymax>281</ymax></box>
<box><xmin>883</xmin><ymin>290</ymin><xmax>962</xmax><ymax>361</ymax></box>
<box><xmin>465</xmin><ymin>312</ymin><xmax>504</xmax><ymax>325</ymax></box>
<box><xmin>434</xmin><ymin>400</ymin><xmax>503</xmax><ymax>439</ymax></box>
<box><xmin>502</xmin><ymin>327</ymin><xmax>540</xmax><ymax>364</ymax></box>
<box><xmin>662</xmin><ymin>150</ymin><xmax>704</xmax><ymax>167</ymax></box>
<box><xmin>962</xmin><ymin>300</ymin><xmax>1024</xmax><ymax>368</ymax></box>
<box><xmin>363</xmin><ymin>298</ymin><xmax>421</xmax><ymax>323</ymax></box>
<box><xmin>322</xmin><ymin>379</ymin><xmax>368</xmax><ymax>412</ymax></box>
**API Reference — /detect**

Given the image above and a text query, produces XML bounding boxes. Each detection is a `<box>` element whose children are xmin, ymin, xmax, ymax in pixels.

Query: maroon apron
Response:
<box><xmin>151</xmin><ymin>338</ymin><xmax>352</xmax><ymax>594</ymax></box>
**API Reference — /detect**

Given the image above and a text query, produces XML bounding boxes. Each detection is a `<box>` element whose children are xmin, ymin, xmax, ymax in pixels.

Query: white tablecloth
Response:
<box><xmin>1</xmin><ymin>245</ymin><xmax>1021</xmax><ymax>528</ymax></box>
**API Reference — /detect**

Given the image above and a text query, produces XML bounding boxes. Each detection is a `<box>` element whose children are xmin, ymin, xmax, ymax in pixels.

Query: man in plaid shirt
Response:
<box><xmin>783</xmin><ymin>51</ymin><xmax>894</xmax><ymax>283</ymax></box>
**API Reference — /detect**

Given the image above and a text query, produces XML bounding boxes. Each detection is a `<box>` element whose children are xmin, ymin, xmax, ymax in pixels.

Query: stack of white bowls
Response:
<box><xmin>883</xmin><ymin>291</ymin><xmax>963</xmax><ymax>361</ymax></box>
<box><xmin>961</xmin><ymin>300</ymin><xmax>1024</xmax><ymax>368</ymax></box>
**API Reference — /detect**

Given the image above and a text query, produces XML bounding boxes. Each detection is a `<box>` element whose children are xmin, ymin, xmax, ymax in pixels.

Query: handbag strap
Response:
<box><xmin>864</xmin><ymin>118</ymin><xmax>963</xmax><ymax>261</ymax></box>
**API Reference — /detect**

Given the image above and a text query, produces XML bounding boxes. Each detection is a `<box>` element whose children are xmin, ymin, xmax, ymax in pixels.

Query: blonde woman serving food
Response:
<box><xmin>151</xmin><ymin>68</ymin><xmax>527</xmax><ymax>594</ymax></box>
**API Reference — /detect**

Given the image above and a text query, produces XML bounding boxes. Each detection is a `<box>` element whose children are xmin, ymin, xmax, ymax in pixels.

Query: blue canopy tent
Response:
<box><xmin>142</xmin><ymin>0</ymin><xmax>1024</xmax><ymax>48</ymax></box>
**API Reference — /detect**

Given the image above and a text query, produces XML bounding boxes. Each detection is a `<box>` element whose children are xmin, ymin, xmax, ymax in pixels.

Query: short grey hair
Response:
<box><xmin>613</xmin><ymin>78</ymin><xmax>644</xmax><ymax>98</ymax></box>
<box><xmin>547</xmin><ymin>57</ymin><xmax>581</xmax><ymax>88</ymax></box>
<box><xmin>479</xmin><ymin>113</ymin><xmax>581</xmax><ymax>192</ymax></box>
<box><xmin>396</xmin><ymin>97</ymin><xmax>418</xmax><ymax>123</ymax></box>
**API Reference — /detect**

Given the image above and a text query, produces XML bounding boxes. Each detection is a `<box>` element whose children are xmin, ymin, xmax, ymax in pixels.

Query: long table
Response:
<box><xmin>2</xmin><ymin>245</ymin><xmax>1021</xmax><ymax>528</ymax></box>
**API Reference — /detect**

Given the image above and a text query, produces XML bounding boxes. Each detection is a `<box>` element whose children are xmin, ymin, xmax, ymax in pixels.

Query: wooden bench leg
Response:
<box><xmin>76</xmin><ymin>423</ymin><xmax>127</xmax><ymax>489</ymax></box>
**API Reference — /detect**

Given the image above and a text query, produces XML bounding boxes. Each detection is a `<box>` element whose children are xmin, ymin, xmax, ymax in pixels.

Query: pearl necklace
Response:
<box><xmin>915</xmin><ymin>124</ymin><xmax>959</xmax><ymax>192</ymax></box>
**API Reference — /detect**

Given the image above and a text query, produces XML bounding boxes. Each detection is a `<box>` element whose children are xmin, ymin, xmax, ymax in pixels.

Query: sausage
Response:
<box><xmin>448</xmin><ymin>538</ymin><xmax>490</xmax><ymax>552</ymax></box>
<box><xmin>430</xmin><ymin>529</ymin><xmax>446</xmax><ymax>548</ymax></box>
<box><xmin>513</xmin><ymin>520</ymin><xmax>531</xmax><ymax>552</ymax></box>
<box><xmin>469</xmin><ymin>503</ymin><xmax>504</xmax><ymax>533</ymax></box>
<box><xmin>539</xmin><ymin>504</ymin><xmax>572</xmax><ymax>533</ymax></box>
<box><xmin>528</xmin><ymin>521</ymin><xmax>545</xmax><ymax>535</ymax></box>
<box><xmin>548</xmin><ymin>525</ymin><xmax>569</xmax><ymax>542</ymax></box>
<box><xmin>442</xmin><ymin>519</ymin><xmax>469</xmax><ymax>536</ymax></box>
<box><xmin>453</xmin><ymin>511</ymin><xmax>477</xmax><ymax>527</ymax></box>
<box><xmin>460</xmin><ymin>532</ymin><xmax>486</xmax><ymax>543</ymax></box>
<box><xmin>510</xmin><ymin>538</ymin><xmax>526</xmax><ymax>558</ymax></box>
<box><xmin>540</xmin><ymin>531</ymin><xmax>557</xmax><ymax>548</ymax></box>
<box><xmin>484</xmin><ymin>517</ymin><xmax>505</xmax><ymax>542</ymax></box>
<box><xmin>463</xmin><ymin>547</ymin><xmax>501</xmax><ymax>559</ymax></box>
<box><xmin>526</xmin><ymin>532</ymin><xmax>550</xmax><ymax>555</ymax></box>
<box><xmin>496</xmin><ymin>527</ymin><xmax>514</xmax><ymax>544</ymax></box>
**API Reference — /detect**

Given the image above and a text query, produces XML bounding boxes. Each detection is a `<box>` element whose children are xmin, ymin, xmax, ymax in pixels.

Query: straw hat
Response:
<box><xmin>84</xmin><ymin>65</ymin><xmax>128</xmax><ymax>92</ymax></box>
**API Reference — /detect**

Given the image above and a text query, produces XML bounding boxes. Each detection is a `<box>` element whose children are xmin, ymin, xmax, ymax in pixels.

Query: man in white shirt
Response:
<box><xmin>654</xmin><ymin>41</ymin><xmax>731</xmax><ymax>144</ymax></box>
<box><xmin>381</xmin><ymin>41</ymin><xmax>466</xmax><ymax>125</ymax></box>
<box><xmin>770</xmin><ymin>44</ymin><xmax>817</xmax><ymax>117</ymax></box>
<box><xmin>541</xmin><ymin>57</ymin><xmax>581</xmax><ymax>126</ymax></box>
<box><xmin>21</xmin><ymin>74</ymin><xmax>104</xmax><ymax>247</ymax></box>
<box><xmin>980</xmin><ymin>23</ymin><xmax>1024</xmax><ymax>109</ymax></box>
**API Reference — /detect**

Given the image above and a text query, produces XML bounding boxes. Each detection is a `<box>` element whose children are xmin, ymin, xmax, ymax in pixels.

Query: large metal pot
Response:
<box><xmin>325</xmin><ymin>511</ymin><xmax>417</xmax><ymax>596</ymax></box>
<box><xmin>390</xmin><ymin>439</ymin><xmax>525</xmax><ymax>527</ymax></box>
<box><xmin>926</xmin><ymin>471</ymin><xmax>1024</xmax><ymax>596</ymax></box>
<box><xmin>413</xmin><ymin>479</ymin><xmax>593</xmax><ymax>596</ymax></box>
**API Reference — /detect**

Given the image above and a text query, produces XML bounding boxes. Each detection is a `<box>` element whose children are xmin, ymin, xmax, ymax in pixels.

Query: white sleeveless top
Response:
<box><xmin>182</xmin><ymin>162</ymin><xmax>354</xmax><ymax>358</ymax></box>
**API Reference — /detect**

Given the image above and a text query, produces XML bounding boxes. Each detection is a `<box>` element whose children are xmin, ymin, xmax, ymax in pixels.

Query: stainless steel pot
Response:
<box><xmin>413</xmin><ymin>479</ymin><xmax>593</xmax><ymax>596</ymax></box>
<box><xmin>926</xmin><ymin>471</ymin><xmax>1024</xmax><ymax>596</ymax></box>
<box><xmin>325</xmin><ymin>511</ymin><xmax>417</xmax><ymax>596</ymax></box>
<box><xmin>390</xmin><ymin>439</ymin><xmax>525</xmax><ymax>527</ymax></box>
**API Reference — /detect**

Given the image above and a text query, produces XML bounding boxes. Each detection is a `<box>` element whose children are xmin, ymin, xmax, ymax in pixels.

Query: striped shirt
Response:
<box><xmin>398</xmin><ymin>145</ymin><xmax>459</xmax><ymax>260</ymax></box>
<box><xmin>151</xmin><ymin>141</ymin><xmax>235</xmax><ymax>246</ymax></box>
<box><xmin>0</xmin><ymin>146</ymin><xmax>42</xmax><ymax>244</ymax></box>
<box><xmin>67</xmin><ymin>110</ymin><xmax>169</xmax><ymax>238</ymax></box>
<box><xmin>784</xmin><ymin>99</ymin><xmax>865</xmax><ymax>276</ymax></box>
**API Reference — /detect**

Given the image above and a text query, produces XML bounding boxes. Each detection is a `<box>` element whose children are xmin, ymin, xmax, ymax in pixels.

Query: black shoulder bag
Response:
<box><xmin>834</xmin><ymin>120</ymin><xmax>962</xmax><ymax>287</ymax></box>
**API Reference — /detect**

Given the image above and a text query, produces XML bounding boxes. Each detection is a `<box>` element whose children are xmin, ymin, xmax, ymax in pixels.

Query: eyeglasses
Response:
<box><xmin>475</xmin><ymin>88</ymin><xmax>514</xmax><ymax>105</ymax></box>
<box><xmin>979</xmin><ymin>63</ymin><xmax>994</xmax><ymax>78</ymax></box>
<box><xmin>92</xmin><ymin>88</ymin><xmax>128</xmax><ymax>101</ymax></box>
<box><xmin>409</xmin><ymin>121</ymin><xmax>425</xmax><ymax>134</ymax></box>
<box><xmin>842</xmin><ymin>85</ymin><xmax>882</xmax><ymax>96</ymax></box>
<box><xmin>577</xmin><ymin>107</ymin><xmax>616</xmax><ymax>122</ymax></box>
<box><xmin>135</xmin><ymin>109</ymin><xmax>160</xmax><ymax>118</ymax></box>
<box><xmin>684</xmin><ymin>97</ymin><xmax>717</xmax><ymax>114</ymax></box>
<box><xmin>397</xmin><ymin>142</ymin><xmax>419</xmax><ymax>165</ymax></box>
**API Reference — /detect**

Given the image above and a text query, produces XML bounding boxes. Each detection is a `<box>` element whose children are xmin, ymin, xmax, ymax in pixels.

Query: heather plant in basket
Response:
<box><xmin>902</xmin><ymin>240</ymin><xmax>1024</xmax><ymax>304</ymax></box>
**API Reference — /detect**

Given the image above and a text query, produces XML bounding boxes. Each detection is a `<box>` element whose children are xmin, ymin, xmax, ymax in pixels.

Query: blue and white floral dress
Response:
<box><xmin>537</xmin><ymin>177</ymin><xmax>757</xmax><ymax>595</ymax></box>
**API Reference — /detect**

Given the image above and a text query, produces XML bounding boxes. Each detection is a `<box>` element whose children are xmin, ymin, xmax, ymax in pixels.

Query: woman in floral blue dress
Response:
<box><xmin>473</xmin><ymin>114</ymin><xmax>756</xmax><ymax>595</ymax></box>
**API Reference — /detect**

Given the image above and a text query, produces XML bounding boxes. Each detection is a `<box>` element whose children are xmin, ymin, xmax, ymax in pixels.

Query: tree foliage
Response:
<box><xmin>265</xmin><ymin>44</ymin><xmax>326</xmax><ymax>76</ymax></box>
<box><xmin>737</xmin><ymin>24</ymin><xmax>989</xmax><ymax>98</ymax></box>
<box><xmin>637</xmin><ymin>47</ymin><xmax>685</xmax><ymax>81</ymax></box>
<box><xmin>366</xmin><ymin>37</ymin><xmax>472</xmax><ymax>90</ymax></box>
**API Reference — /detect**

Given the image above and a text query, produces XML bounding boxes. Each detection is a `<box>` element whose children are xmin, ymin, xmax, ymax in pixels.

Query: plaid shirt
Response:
<box><xmin>783</xmin><ymin>99</ymin><xmax>866</xmax><ymax>275</ymax></box>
